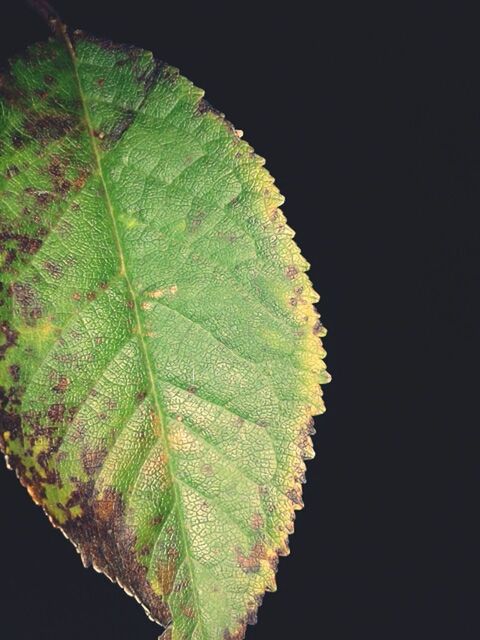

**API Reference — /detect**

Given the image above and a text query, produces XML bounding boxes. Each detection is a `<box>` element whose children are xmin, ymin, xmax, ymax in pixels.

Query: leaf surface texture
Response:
<box><xmin>0</xmin><ymin>31</ymin><xmax>329</xmax><ymax>640</ymax></box>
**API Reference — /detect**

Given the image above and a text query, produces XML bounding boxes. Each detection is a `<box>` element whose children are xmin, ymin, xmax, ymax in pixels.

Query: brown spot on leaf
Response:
<box><xmin>224</xmin><ymin>622</ymin><xmax>248</xmax><ymax>640</ymax></box>
<box><xmin>107</xmin><ymin>110</ymin><xmax>137</xmax><ymax>144</ymax></box>
<box><xmin>196</xmin><ymin>98</ymin><xmax>223</xmax><ymax>118</ymax></box>
<box><xmin>0</xmin><ymin>321</ymin><xmax>18</xmax><ymax>360</ymax></box>
<box><xmin>287</xmin><ymin>488</ymin><xmax>304</xmax><ymax>508</ymax></box>
<box><xmin>11</xmin><ymin>133</ymin><xmax>25</xmax><ymax>149</ymax></box>
<box><xmin>24</xmin><ymin>186</ymin><xmax>55</xmax><ymax>208</ymax></box>
<box><xmin>5</xmin><ymin>165</ymin><xmax>19</xmax><ymax>179</ymax></box>
<box><xmin>159</xmin><ymin>627</ymin><xmax>173</xmax><ymax>640</ymax></box>
<box><xmin>236</xmin><ymin>542</ymin><xmax>265</xmax><ymax>574</ymax></box>
<box><xmin>0</xmin><ymin>231</ymin><xmax>42</xmax><ymax>258</ymax></box>
<box><xmin>181</xmin><ymin>606</ymin><xmax>195</xmax><ymax>619</ymax></box>
<box><xmin>61</xmin><ymin>484</ymin><xmax>172</xmax><ymax>626</ymax></box>
<box><xmin>24</xmin><ymin>114</ymin><xmax>75</xmax><ymax>144</ymax></box>
<box><xmin>20</xmin><ymin>237</ymin><xmax>43</xmax><ymax>255</ymax></box>
<box><xmin>53</xmin><ymin>376</ymin><xmax>70</xmax><ymax>393</ymax></box>
<box><xmin>312</xmin><ymin>320</ymin><xmax>324</xmax><ymax>335</ymax></box>
<box><xmin>43</xmin><ymin>261</ymin><xmax>62</xmax><ymax>279</ymax></box>
<box><xmin>0</xmin><ymin>411</ymin><xmax>21</xmax><ymax>449</ymax></box>
<box><xmin>251</xmin><ymin>513</ymin><xmax>263</xmax><ymax>530</ymax></box>
<box><xmin>82</xmin><ymin>447</ymin><xmax>108</xmax><ymax>476</ymax></box>
<box><xmin>8</xmin><ymin>364</ymin><xmax>20</xmax><ymax>383</ymax></box>
<box><xmin>72</xmin><ymin>170</ymin><xmax>88</xmax><ymax>190</ymax></box>
<box><xmin>47</xmin><ymin>403</ymin><xmax>65</xmax><ymax>423</ymax></box>
<box><xmin>11</xmin><ymin>282</ymin><xmax>42</xmax><ymax>321</ymax></box>
<box><xmin>187</xmin><ymin>210</ymin><xmax>207</xmax><ymax>232</ymax></box>
<box><xmin>286</xmin><ymin>265</ymin><xmax>298</xmax><ymax>280</ymax></box>
<box><xmin>156</xmin><ymin>556</ymin><xmax>177</xmax><ymax>596</ymax></box>
<box><xmin>306</xmin><ymin>416</ymin><xmax>316</xmax><ymax>435</ymax></box>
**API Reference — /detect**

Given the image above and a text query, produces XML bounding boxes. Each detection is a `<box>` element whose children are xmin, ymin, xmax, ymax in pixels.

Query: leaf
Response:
<box><xmin>0</xmin><ymin>22</ymin><xmax>329</xmax><ymax>640</ymax></box>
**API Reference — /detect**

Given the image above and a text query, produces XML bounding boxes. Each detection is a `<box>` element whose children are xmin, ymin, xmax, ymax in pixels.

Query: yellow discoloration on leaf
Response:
<box><xmin>20</xmin><ymin>318</ymin><xmax>57</xmax><ymax>342</ymax></box>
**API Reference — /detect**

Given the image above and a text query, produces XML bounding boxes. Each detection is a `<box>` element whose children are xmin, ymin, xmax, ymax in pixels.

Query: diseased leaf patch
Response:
<box><xmin>0</xmin><ymin>22</ymin><xmax>329</xmax><ymax>640</ymax></box>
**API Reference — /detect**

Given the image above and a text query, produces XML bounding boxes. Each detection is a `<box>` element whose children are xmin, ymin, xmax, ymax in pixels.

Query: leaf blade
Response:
<box><xmin>0</xmin><ymin>31</ymin><xmax>329</xmax><ymax>640</ymax></box>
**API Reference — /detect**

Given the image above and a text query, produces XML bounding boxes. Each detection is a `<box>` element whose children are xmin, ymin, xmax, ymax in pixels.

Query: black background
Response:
<box><xmin>0</xmin><ymin>1</ymin><xmax>477</xmax><ymax>639</ymax></box>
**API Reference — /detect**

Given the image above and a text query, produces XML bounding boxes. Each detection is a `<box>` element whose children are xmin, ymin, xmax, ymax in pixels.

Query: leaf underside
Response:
<box><xmin>0</xmin><ymin>28</ymin><xmax>329</xmax><ymax>640</ymax></box>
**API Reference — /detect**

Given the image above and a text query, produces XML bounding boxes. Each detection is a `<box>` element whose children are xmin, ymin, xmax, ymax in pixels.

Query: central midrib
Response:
<box><xmin>61</xmin><ymin>28</ymin><xmax>206</xmax><ymax>637</ymax></box>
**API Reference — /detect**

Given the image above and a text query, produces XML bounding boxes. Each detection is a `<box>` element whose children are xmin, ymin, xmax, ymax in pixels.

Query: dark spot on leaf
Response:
<box><xmin>61</xmin><ymin>485</ymin><xmax>172</xmax><ymax>626</ymax></box>
<box><xmin>201</xmin><ymin>463</ymin><xmax>214</xmax><ymax>476</ymax></box>
<box><xmin>106</xmin><ymin>110</ymin><xmax>136</xmax><ymax>144</ymax></box>
<box><xmin>286</xmin><ymin>488</ymin><xmax>304</xmax><ymax>508</ymax></box>
<box><xmin>0</xmin><ymin>72</ymin><xmax>22</xmax><ymax>105</ymax></box>
<box><xmin>37</xmin><ymin>451</ymin><xmax>60</xmax><ymax>484</ymax></box>
<box><xmin>0</xmin><ymin>321</ymin><xmax>18</xmax><ymax>360</ymax></box>
<box><xmin>72</xmin><ymin>169</ymin><xmax>89</xmax><ymax>190</ymax></box>
<box><xmin>47</xmin><ymin>403</ymin><xmax>65</xmax><ymax>423</ymax></box>
<box><xmin>53</xmin><ymin>376</ymin><xmax>69</xmax><ymax>393</ymax></box>
<box><xmin>236</xmin><ymin>541</ymin><xmax>265</xmax><ymax>574</ymax></box>
<box><xmin>187</xmin><ymin>210</ymin><xmax>207</xmax><ymax>232</ymax></box>
<box><xmin>312</xmin><ymin>320</ymin><xmax>324</xmax><ymax>335</ymax></box>
<box><xmin>43</xmin><ymin>261</ymin><xmax>62</xmax><ymax>279</ymax></box>
<box><xmin>223</xmin><ymin>622</ymin><xmax>248</xmax><ymax>640</ymax></box>
<box><xmin>2</xmin><ymin>248</ymin><xmax>16</xmax><ymax>268</ymax></box>
<box><xmin>286</xmin><ymin>265</ymin><xmax>298</xmax><ymax>280</ymax></box>
<box><xmin>24</xmin><ymin>186</ymin><xmax>55</xmax><ymax>208</ymax></box>
<box><xmin>8</xmin><ymin>364</ymin><xmax>20</xmax><ymax>383</ymax></box>
<box><xmin>11</xmin><ymin>133</ymin><xmax>25</xmax><ymax>149</ymax></box>
<box><xmin>196</xmin><ymin>98</ymin><xmax>223</xmax><ymax>118</ymax></box>
<box><xmin>306</xmin><ymin>416</ymin><xmax>316</xmax><ymax>435</ymax></box>
<box><xmin>246</xmin><ymin>610</ymin><xmax>258</xmax><ymax>626</ymax></box>
<box><xmin>4</xmin><ymin>165</ymin><xmax>19</xmax><ymax>179</ymax></box>
<box><xmin>11</xmin><ymin>282</ymin><xmax>42</xmax><ymax>321</ymax></box>
<box><xmin>20</xmin><ymin>236</ymin><xmax>43</xmax><ymax>254</ymax></box>
<box><xmin>82</xmin><ymin>447</ymin><xmax>108</xmax><ymax>476</ymax></box>
<box><xmin>47</xmin><ymin>159</ymin><xmax>64</xmax><ymax>177</ymax></box>
<box><xmin>24</xmin><ymin>114</ymin><xmax>76</xmax><ymax>145</ymax></box>
<box><xmin>0</xmin><ymin>409</ymin><xmax>21</xmax><ymax>444</ymax></box>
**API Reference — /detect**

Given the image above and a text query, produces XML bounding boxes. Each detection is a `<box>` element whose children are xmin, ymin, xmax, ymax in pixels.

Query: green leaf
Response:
<box><xmin>0</xmin><ymin>24</ymin><xmax>329</xmax><ymax>640</ymax></box>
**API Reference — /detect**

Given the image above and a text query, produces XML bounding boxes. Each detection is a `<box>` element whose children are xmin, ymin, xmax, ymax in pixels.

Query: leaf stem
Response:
<box><xmin>27</xmin><ymin>0</ymin><xmax>64</xmax><ymax>34</ymax></box>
